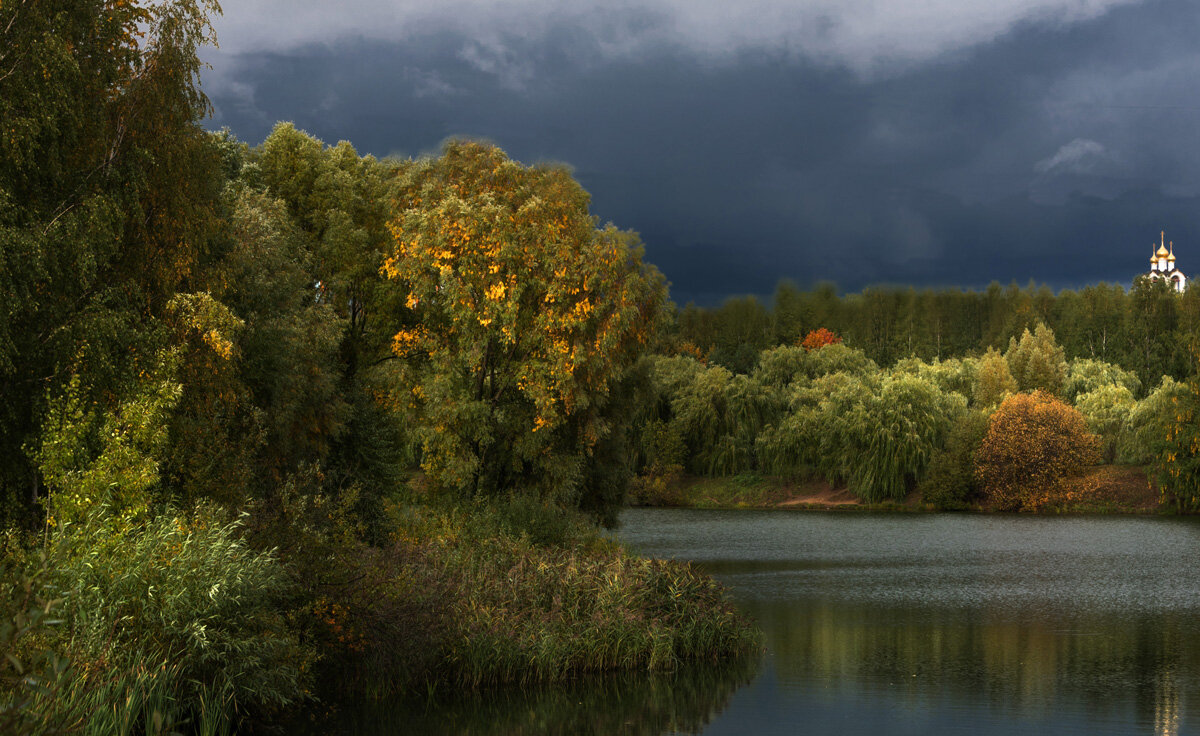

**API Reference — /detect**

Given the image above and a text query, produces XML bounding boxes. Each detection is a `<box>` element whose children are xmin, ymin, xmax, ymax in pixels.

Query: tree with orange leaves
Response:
<box><xmin>974</xmin><ymin>391</ymin><xmax>1100</xmax><ymax>511</ymax></box>
<box><xmin>799</xmin><ymin>328</ymin><xmax>842</xmax><ymax>352</ymax></box>
<box><xmin>383</xmin><ymin>141</ymin><xmax>666</xmax><ymax>510</ymax></box>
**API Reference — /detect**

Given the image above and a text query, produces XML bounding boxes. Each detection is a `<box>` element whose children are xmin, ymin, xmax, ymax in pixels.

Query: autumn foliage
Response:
<box><xmin>974</xmin><ymin>391</ymin><xmax>1100</xmax><ymax>511</ymax></box>
<box><xmin>800</xmin><ymin>328</ymin><xmax>842</xmax><ymax>352</ymax></box>
<box><xmin>384</xmin><ymin>141</ymin><xmax>666</xmax><ymax>499</ymax></box>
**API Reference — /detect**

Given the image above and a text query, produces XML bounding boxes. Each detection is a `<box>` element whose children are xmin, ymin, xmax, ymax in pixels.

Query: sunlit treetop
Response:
<box><xmin>382</xmin><ymin>140</ymin><xmax>666</xmax><ymax>495</ymax></box>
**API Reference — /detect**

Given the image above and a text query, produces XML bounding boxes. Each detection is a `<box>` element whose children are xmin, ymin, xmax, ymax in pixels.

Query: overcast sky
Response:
<box><xmin>202</xmin><ymin>0</ymin><xmax>1200</xmax><ymax>304</ymax></box>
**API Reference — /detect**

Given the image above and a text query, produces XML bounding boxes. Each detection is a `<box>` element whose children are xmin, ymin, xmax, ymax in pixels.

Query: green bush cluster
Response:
<box><xmin>639</xmin><ymin>347</ymin><xmax>964</xmax><ymax>503</ymax></box>
<box><xmin>921</xmin><ymin>411</ymin><xmax>991</xmax><ymax>510</ymax></box>
<box><xmin>41</xmin><ymin>508</ymin><xmax>307</xmax><ymax>734</ymax></box>
<box><xmin>641</xmin><ymin>325</ymin><xmax>1180</xmax><ymax>509</ymax></box>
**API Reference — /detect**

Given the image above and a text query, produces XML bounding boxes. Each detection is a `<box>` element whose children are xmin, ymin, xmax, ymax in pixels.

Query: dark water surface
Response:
<box><xmin>618</xmin><ymin>509</ymin><xmax>1200</xmax><ymax>735</ymax></box>
<box><xmin>303</xmin><ymin>510</ymin><xmax>1200</xmax><ymax>734</ymax></box>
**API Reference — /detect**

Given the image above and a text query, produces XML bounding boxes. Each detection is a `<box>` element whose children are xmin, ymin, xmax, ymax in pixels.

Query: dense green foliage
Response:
<box><xmin>636</xmin><ymin>323</ymin><xmax>1183</xmax><ymax>510</ymax></box>
<box><xmin>921</xmin><ymin>411</ymin><xmax>991</xmax><ymax>510</ymax></box>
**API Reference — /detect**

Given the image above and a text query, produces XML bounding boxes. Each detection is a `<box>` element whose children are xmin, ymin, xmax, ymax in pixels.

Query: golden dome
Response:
<box><xmin>1157</xmin><ymin>244</ymin><xmax>1170</xmax><ymax>258</ymax></box>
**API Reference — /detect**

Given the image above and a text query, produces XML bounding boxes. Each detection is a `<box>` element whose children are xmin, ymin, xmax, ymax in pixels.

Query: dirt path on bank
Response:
<box><xmin>776</xmin><ymin>484</ymin><xmax>861</xmax><ymax>507</ymax></box>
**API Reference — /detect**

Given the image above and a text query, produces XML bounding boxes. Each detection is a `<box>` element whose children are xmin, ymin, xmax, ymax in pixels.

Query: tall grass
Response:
<box><xmin>393</xmin><ymin>498</ymin><xmax>760</xmax><ymax>687</ymax></box>
<box><xmin>39</xmin><ymin>506</ymin><xmax>311</xmax><ymax>733</ymax></box>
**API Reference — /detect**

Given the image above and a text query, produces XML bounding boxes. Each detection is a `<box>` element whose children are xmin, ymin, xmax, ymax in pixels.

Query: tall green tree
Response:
<box><xmin>1006</xmin><ymin>323</ymin><xmax>1067</xmax><ymax>395</ymax></box>
<box><xmin>0</xmin><ymin>0</ymin><xmax>223</xmax><ymax>521</ymax></box>
<box><xmin>1125</xmin><ymin>276</ymin><xmax>1181</xmax><ymax>387</ymax></box>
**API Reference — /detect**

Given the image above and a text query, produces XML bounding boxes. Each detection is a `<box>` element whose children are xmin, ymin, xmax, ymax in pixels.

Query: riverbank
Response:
<box><xmin>1</xmin><ymin>494</ymin><xmax>762</xmax><ymax>734</ymax></box>
<box><xmin>627</xmin><ymin>465</ymin><xmax>1159</xmax><ymax>513</ymax></box>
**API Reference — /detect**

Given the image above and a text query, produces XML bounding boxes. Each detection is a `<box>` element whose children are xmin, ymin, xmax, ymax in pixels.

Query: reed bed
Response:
<box><xmin>396</xmin><ymin>500</ymin><xmax>761</xmax><ymax>687</ymax></box>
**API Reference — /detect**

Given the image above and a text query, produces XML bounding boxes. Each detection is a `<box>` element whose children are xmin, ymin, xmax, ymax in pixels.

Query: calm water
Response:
<box><xmin>304</xmin><ymin>510</ymin><xmax>1200</xmax><ymax>734</ymax></box>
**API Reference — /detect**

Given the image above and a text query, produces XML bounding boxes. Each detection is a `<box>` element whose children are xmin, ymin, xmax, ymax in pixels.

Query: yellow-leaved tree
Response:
<box><xmin>974</xmin><ymin>391</ymin><xmax>1100</xmax><ymax>511</ymax></box>
<box><xmin>383</xmin><ymin>141</ymin><xmax>666</xmax><ymax>514</ymax></box>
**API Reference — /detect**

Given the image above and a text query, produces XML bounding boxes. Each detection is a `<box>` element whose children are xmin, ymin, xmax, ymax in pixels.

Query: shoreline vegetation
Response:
<box><xmin>628</xmin><ymin>466</ymin><xmax>1160</xmax><ymax>514</ymax></box>
<box><xmin>5</xmin><ymin>2</ymin><xmax>1200</xmax><ymax>734</ymax></box>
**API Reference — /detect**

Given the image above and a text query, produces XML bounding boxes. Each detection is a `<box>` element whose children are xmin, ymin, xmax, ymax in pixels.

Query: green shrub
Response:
<box><xmin>382</xmin><ymin>502</ymin><xmax>760</xmax><ymax>688</ymax></box>
<box><xmin>1149</xmin><ymin>377</ymin><xmax>1200</xmax><ymax>512</ymax></box>
<box><xmin>1063</xmin><ymin>358</ymin><xmax>1141</xmax><ymax>402</ymax></box>
<box><xmin>1117</xmin><ymin>377</ymin><xmax>1187</xmax><ymax>465</ymax></box>
<box><xmin>491</xmin><ymin>494</ymin><xmax>592</xmax><ymax>548</ymax></box>
<box><xmin>893</xmin><ymin>357</ymin><xmax>978</xmax><ymax>402</ymax></box>
<box><xmin>753</xmin><ymin>345</ymin><xmax>810</xmax><ymax>388</ymax></box>
<box><xmin>244</xmin><ymin>480</ymin><xmax>450</xmax><ymax>699</ymax></box>
<box><xmin>1074</xmin><ymin>384</ymin><xmax>1136</xmax><ymax>462</ymax></box>
<box><xmin>438</xmin><ymin>526</ymin><xmax>758</xmax><ymax>685</ymax></box>
<box><xmin>0</xmin><ymin>550</ymin><xmax>75</xmax><ymax>736</ymax></box>
<box><xmin>921</xmin><ymin>410</ymin><xmax>990</xmax><ymax>509</ymax></box>
<box><xmin>974</xmin><ymin>347</ymin><xmax>1018</xmax><ymax>408</ymax></box>
<box><xmin>801</xmin><ymin>343</ymin><xmax>878</xmax><ymax>379</ymax></box>
<box><xmin>848</xmin><ymin>373</ymin><xmax>965</xmax><ymax>502</ymax></box>
<box><xmin>1005</xmin><ymin>323</ymin><xmax>1067</xmax><ymax>395</ymax></box>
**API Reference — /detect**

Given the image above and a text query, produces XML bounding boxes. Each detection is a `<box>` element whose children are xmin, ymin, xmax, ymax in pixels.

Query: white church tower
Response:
<box><xmin>1147</xmin><ymin>230</ymin><xmax>1187</xmax><ymax>292</ymax></box>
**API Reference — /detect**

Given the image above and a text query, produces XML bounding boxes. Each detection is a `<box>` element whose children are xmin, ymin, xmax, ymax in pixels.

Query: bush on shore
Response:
<box><xmin>921</xmin><ymin>410</ymin><xmax>991</xmax><ymax>510</ymax></box>
<box><xmin>389</xmin><ymin>495</ymin><xmax>760</xmax><ymax>687</ymax></box>
<box><xmin>974</xmin><ymin>391</ymin><xmax>1101</xmax><ymax>511</ymax></box>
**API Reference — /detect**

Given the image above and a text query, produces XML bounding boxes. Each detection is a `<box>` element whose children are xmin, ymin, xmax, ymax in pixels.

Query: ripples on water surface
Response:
<box><xmin>303</xmin><ymin>510</ymin><xmax>1200</xmax><ymax>735</ymax></box>
<box><xmin>618</xmin><ymin>509</ymin><xmax>1200</xmax><ymax>735</ymax></box>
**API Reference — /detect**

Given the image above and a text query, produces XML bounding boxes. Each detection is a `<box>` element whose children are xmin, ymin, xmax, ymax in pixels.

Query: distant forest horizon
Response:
<box><xmin>669</xmin><ymin>277</ymin><xmax>1196</xmax><ymax>389</ymax></box>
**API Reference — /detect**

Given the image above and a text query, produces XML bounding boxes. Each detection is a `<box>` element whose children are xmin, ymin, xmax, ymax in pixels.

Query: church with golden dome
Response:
<box><xmin>1147</xmin><ymin>231</ymin><xmax>1187</xmax><ymax>292</ymax></box>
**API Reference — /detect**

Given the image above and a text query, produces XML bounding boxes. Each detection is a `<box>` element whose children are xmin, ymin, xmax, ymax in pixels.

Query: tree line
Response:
<box><xmin>632</xmin><ymin>320</ymin><xmax>1195</xmax><ymax>512</ymax></box>
<box><xmin>675</xmin><ymin>279</ymin><xmax>1199</xmax><ymax>388</ymax></box>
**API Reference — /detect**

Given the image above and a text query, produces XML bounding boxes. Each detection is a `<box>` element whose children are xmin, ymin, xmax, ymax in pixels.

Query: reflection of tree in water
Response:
<box><xmin>754</xmin><ymin>598</ymin><xmax>1197</xmax><ymax>726</ymax></box>
<box><xmin>294</xmin><ymin>656</ymin><xmax>760</xmax><ymax>736</ymax></box>
<box><xmin>1154</xmin><ymin>664</ymin><xmax>1180</xmax><ymax>736</ymax></box>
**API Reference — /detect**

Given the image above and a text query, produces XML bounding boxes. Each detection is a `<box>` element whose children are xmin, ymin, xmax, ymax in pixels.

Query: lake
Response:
<box><xmin>307</xmin><ymin>509</ymin><xmax>1200</xmax><ymax>735</ymax></box>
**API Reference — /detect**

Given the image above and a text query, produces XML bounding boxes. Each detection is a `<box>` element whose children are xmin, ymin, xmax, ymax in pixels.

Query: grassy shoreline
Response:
<box><xmin>1</xmin><ymin>494</ymin><xmax>763</xmax><ymax>735</ymax></box>
<box><xmin>628</xmin><ymin>465</ymin><xmax>1162</xmax><ymax>514</ymax></box>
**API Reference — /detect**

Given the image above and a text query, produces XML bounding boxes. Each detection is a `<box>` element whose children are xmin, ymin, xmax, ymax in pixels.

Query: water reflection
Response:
<box><xmin>618</xmin><ymin>510</ymin><xmax>1200</xmax><ymax>735</ymax></box>
<box><xmin>292</xmin><ymin>658</ymin><xmax>757</xmax><ymax>735</ymax></box>
<box><xmin>745</xmin><ymin>598</ymin><xmax>1191</xmax><ymax>735</ymax></box>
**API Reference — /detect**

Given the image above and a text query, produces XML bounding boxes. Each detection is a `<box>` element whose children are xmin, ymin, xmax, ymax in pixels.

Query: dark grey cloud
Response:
<box><xmin>202</xmin><ymin>0</ymin><xmax>1200</xmax><ymax>304</ymax></box>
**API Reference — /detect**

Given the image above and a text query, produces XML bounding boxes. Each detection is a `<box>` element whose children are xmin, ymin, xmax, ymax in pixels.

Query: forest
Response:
<box><xmin>676</xmin><ymin>278</ymin><xmax>1196</xmax><ymax>387</ymax></box>
<box><xmin>4</xmin><ymin>1</ymin><xmax>1200</xmax><ymax>734</ymax></box>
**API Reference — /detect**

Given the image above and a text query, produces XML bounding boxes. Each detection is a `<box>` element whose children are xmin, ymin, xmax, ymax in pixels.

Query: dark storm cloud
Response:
<box><xmin>202</xmin><ymin>0</ymin><xmax>1200</xmax><ymax>304</ymax></box>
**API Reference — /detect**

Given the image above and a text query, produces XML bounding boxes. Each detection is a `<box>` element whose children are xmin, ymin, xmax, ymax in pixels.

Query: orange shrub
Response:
<box><xmin>800</xmin><ymin>328</ymin><xmax>842</xmax><ymax>351</ymax></box>
<box><xmin>973</xmin><ymin>391</ymin><xmax>1100</xmax><ymax>511</ymax></box>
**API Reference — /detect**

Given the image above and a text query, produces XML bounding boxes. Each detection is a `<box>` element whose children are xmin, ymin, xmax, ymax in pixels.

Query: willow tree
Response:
<box><xmin>384</xmin><ymin>141</ymin><xmax>666</xmax><ymax>512</ymax></box>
